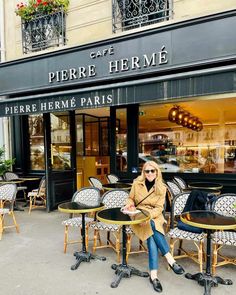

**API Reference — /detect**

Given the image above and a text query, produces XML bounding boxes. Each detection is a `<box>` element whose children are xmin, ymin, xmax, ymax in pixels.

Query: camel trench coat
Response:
<box><xmin>125</xmin><ymin>178</ymin><xmax>167</xmax><ymax>241</ymax></box>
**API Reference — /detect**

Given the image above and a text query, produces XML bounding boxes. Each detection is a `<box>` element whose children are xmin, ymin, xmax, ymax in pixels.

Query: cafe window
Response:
<box><xmin>28</xmin><ymin>114</ymin><xmax>45</xmax><ymax>170</ymax></box>
<box><xmin>50</xmin><ymin>113</ymin><xmax>72</xmax><ymax>170</ymax></box>
<box><xmin>138</xmin><ymin>97</ymin><xmax>236</xmax><ymax>174</ymax></box>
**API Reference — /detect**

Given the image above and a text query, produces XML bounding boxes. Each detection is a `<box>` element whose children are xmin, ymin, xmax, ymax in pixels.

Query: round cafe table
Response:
<box><xmin>102</xmin><ymin>183</ymin><xmax>132</xmax><ymax>191</ymax></box>
<box><xmin>58</xmin><ymin>201</ymin><xmax>106</xmax><ymax>270</ymax></box>
<box><xmin>97</xmin><ymin>207</ymin><xmax>150</xmax><ymax>288</ymax></box>
<box><xmin>181</xmin><ymin>211</ymin><xmax>236</xmax><ymax>295</ymax></box>
<box><xmin>188</xmin><ymin>182</ymin><xmax>223</xmax><ymax>191</ymax></box>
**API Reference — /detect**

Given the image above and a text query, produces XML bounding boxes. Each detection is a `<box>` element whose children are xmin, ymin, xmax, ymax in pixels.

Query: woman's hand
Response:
<box><xmin>121</xmin><ymin>204</ymin><xmax>136</xmax><ymax>212</ymax></box>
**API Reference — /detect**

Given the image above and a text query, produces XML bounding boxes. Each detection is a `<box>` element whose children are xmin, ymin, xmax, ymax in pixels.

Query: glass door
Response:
<box><xmin>46</xmin><ymin>111</ymin><xmax>76</xmax><ymax>210</ymax></box>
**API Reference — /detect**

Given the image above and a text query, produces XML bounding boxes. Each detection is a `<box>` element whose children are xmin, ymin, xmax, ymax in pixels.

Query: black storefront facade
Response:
<box><xmin>1</xmin><ymin>10</ymin><xmax>236</xmax><ymax>211</ymax></box>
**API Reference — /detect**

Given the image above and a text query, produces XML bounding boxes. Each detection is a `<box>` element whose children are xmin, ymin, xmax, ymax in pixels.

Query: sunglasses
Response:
<box><xmin>144</xmin><ymin>169</ymin><xmax>156</xmax><ymax>174</ymax></box>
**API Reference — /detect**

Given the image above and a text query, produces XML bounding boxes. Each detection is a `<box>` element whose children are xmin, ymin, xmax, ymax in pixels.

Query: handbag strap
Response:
<box><xmin>135</xmin><ymin>188</ymin><xmax>154</xmax><ymax>207</ymax></box>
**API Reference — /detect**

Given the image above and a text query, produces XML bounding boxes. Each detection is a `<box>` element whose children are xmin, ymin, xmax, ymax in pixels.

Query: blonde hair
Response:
<box><xmin>138</xmin><ymin>160</ymin><xmax>166</xmax><ymax>195</ymax></box>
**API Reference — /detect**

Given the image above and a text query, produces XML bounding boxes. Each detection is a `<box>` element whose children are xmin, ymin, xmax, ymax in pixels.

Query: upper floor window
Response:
<box><xmin>112</xmin><ymin>0</ymin><xmax>172</xmax><ymax>33</ymax></box>
<box><xmin>15</xmin><ymin>0</ymin><xmax>69</xmax><ymax>54</ymax></box>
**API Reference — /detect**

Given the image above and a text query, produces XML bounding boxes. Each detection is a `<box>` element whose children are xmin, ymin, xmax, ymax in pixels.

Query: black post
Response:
<box><xmin>122</xmin><ymin>225</ymin><xmax>127</xmax><ymax>266</ymax></box>
<box><xmin>81</xmin><ymin>213</ymin><xmax>86</xmax><ymax>253</ymax></box>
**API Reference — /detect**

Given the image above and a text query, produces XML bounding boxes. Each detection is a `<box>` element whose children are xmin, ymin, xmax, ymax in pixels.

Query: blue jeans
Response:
<box><xmin>147</xmin><ymin>220</ymin><xmax>170</xmax><ymax>270</ymax></box>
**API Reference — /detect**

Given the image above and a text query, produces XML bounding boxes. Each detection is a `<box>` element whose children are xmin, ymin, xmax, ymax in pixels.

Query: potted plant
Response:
<box><xmin>0</xmin><ymin>147</ymin><xmax>15</xmax><ymax>176</ymax></box>
<box><xmin>15</xmin><ymin>0</ymin><xmax>70</xmax><ymax>21</ymax></box>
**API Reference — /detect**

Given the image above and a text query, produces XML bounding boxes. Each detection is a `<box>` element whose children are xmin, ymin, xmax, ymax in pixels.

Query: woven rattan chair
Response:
<box><xmin>62</xmin><ymin>187</ymin><xmax>101</xmax><ymax>253</ymax></box>
<box><xmin>106</xmin><ymin>174</ymin><xmax>119</xmax><ymax>184</ymax></box>
<box><xmin>4</xmin><ymin>171</ymin><xmax>27</xmax><ymax>201</ymax></box>
<box><xmin>173</xmin><ymin>176</ymin><xmax>188</xmax><ymax>190</ymax></box>
<box><xmin>0</xmin><ymin>183</ymin><xmax>19</xmax><ymax>240</ymax></box>
<box><xmin>88</xmin><ymin>176</ymin><xmax>103</xmax><ymax>191</ymax></box>
<box><xmin>28</xmin><ymin>176</ymin><xmax>46</xmax><ymax>213</ymax></box>
<box><xmin>212</xmin><ymin>193</ymin><xmax>236</xmax><ymax>275</ymax></box>
<box><xmin>167</xmin><ymin>192</ymin><xmax>205</xmax><ymax>272</ymax></box>
<box><xmin>90</xmin><ymin>189</ymin><xmax>129</xmax><ymax>262</ymax></box>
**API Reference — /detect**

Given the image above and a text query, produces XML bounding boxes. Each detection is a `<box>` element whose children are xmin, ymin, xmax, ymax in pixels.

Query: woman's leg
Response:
<box><xmin>150</xmin><ymin>220</ymin><xmax>169</xmax><ymax>256</ymax></box>
<box><xmin>147</xmin><ymin>235</ymin><xmax>158</xmax><ymax>273</ymax></box>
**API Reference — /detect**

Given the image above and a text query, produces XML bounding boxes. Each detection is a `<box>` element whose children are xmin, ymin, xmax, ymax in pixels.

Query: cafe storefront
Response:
<box><xmin>0</xmin><ymin>11</ymin><xmax>236</xmax><ymax>210</ymax></box>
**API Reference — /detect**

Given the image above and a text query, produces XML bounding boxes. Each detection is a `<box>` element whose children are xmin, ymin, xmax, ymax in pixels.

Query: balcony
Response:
<box><xmin>112</xmin><ymin>0</ymin><xmax>173</xmax><ymax>33</ymax></box>
<box><xmin>21</xmin><ymin>10</ymin><xmax>66</xmax><ymax>54</ymax></box>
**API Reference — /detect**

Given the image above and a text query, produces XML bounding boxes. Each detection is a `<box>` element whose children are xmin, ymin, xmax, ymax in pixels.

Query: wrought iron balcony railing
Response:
<box><xmin>112</xmin><ymin>0</ymin><xmax>173</xmax><ymax>33</ymax></box>
<box><xmin>21</xmin><ymin>10</ymin><xmax>66</xmax><ymax>54</ymax></box>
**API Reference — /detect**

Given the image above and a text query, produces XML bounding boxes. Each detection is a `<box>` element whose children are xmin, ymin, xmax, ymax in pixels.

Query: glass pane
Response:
<box><xmin>100</xmin><ymin>118</ymin><xmax>109</xmax><ymax>156</ymax></box>
<box><xmin>84</xmin><ymin>115</ymin><xmax>99</xmax><ymax>156</ymax></box>
<box><xmin>116</xmin><ymin>108</ymin><xmax>127</xmax><ymax>172</ymax></box>
<box><xmin>138</xmin><ymin>98</ymin><xmax>236</xmax><ymax>174</ymax></box>
<box><xmin>51</xmin><ymin>113</ymin><xmax>71</xmax><ymax>170</ymax></box>
<box><xmin>76</xmin><ymin>115</ymin><xmax>84</xmax><ymax>156</ymax></box>
<box><xmin>28</xmin><ymin>114</ymin><xmax>45</xmax><ymax>170</ymax></box>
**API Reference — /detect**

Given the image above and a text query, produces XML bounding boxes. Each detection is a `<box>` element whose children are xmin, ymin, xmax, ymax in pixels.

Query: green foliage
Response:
<box><xmin>0</xmin><ymin>147</ymin><xmax>15</xmax><ymax>176</ymax></box>
<box><xmin>15</xmin><ymin>0</ymin><xmax>70</xmax><ymax>21</ymax></box>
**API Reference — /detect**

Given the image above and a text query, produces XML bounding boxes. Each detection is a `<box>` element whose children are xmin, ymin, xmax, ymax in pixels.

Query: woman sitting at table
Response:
<box><xmin>123</xmin><ymin>161</ymin><xmax>184</xmax><ymax>293</ymax></box>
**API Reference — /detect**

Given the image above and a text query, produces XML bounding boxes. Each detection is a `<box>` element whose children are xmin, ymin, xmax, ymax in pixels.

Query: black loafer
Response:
<box><xmin>169</xmin><ymin>262</ymin><xmax>185</xmax><ymax>275</ymax></box>
<box><xmin>149</xmin><ymin>277</ymin><xmax>163</xmax><ymax>293</ymax></box>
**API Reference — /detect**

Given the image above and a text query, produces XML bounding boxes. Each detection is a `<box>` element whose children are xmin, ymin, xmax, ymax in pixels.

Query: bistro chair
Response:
<box><xmin>0</xmin><ymin>183</ymin><xmax>19</xmax><ymax>240</ymax></box>
<box><xmin>167</xmin><ymin>192</ymin><xmax>205</xmax><ymax>272</ymax></box>
<box><xmin>4</xmin><ymin>171</ymin><xmax>28</xmax><ymax>201</ymax></box>
<box><xmin>28</xmin><ymin>176</ymin><xmax>46</xmax><ymax>214</ymax></box>
<box><xmin>212</xmin><ymin>193</ymin><xmax>236</xmax><ymax>275</ymax></box>
<box><xmin>88</xmin><ymin>176</ymin><xmax>103</xmax><ymax>191</ymax></box>
<box><xmin>89</xmin><ymin>189</ymin><xmax>129</xmax><ymax>263</ymax></box>
<box><xmin>62</xmin><ymin>187</ymin><xmax>101</xmax><ymax>253</ymax></box>
<box><xmin>166</xmin><ymin>180</ymin><xmax>184</xmax><ymax>230</ymax></box>
<box><xmin>173</xmin><ymin>176</ymin><xmax>188</xmax><ymax>190</ymax></box>
<box><xmin>106</xmin><ymin>174</ymin><xmax>119</xmax><ymax>184</ymax></box>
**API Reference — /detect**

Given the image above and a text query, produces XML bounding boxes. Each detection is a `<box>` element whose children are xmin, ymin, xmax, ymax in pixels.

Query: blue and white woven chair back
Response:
<box><xmin>4</xmin><ymin>172</ymin><xmax>19</xmax><ymax>180</ymax></box>
<box><xmin>106</xmin><ymin>174</ymin><xmax>119</xmax><ymax>184</ymax></box>
<box><xmin>88</xmin><ymin>177</ymin><xmax>103</xmax><ymax>190</ymax></box>
<box><xmin>0</xmin><ymin>183</ymin><xmax>17</xmax><ymax>201</ymax></box>
<box><xmin>212</xmin><ymin>193</ymin><xmax>236</xmax><ymax>217</ymax></box>
<box><xmin>172</xmin><ymin>192</ymin><xmax>190</xmax><ymax>217</ymax></box>
<box><xmin>173</xmin><ymin>176</ymin><xmax>187</xmax><ymax>190</ymax></box>
<box><xmin>102</xmin><ymin>189</ymin><xmax>129</xmax><ymax>208</ymax></box>
<box><xmin>72</xmin><ymin>187</ymin><xmax>101</xmax><ymax>207</ymax></box>
<box><xmin>166</xmin><ymin>180</ymin><xmax>182</xmax><ymax>199</ymax></box>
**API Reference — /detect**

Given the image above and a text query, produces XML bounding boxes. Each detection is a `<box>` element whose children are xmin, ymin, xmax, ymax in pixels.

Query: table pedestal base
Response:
<box><xmin>110</xmin><ymin>263</ymin><xmax>149</xmax><ymax>288</ymax></box>
<box><xmin>185</xmin><ymin>272</ymin><xmax>233</xmax><ymax>295</ymax></box>
<box><xmin>71</xmin><ymin>251</ymin><xmax>106</xmax><ymax>270</ymax></box>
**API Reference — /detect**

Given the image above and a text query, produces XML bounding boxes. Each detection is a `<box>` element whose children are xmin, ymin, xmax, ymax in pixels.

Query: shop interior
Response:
<box><xmin>28</xmin><ymin>95</ymin><xmax>236</xmax><ymax>188</ymax></box>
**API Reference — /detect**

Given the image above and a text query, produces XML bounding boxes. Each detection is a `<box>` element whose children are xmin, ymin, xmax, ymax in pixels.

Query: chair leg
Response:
<box><xmin>115</xmin><ymin>232</ymin><xmax>121</xmax><ymax>263</ymax></box>
<box><xmin>11</xmin><ymin>212</ymin><xmax>19</xmax><ymax>233</ymax></box>
<box><xmin>93</xmin><ymin>230</ymin><xmax>98</xmax><ymax>253</ymax></box>
<box><xmin>199</xmin><ymin>241</ymin><xmax>203</xmax><ymax>273</ymax></box>
<box><xmin>212</xmin><ymin>243</ymin><xmax>218</xmax><ymax>275</ymax></box>
<box><xmin>64</xmin><ymin>225</ymin><xmax>69</xmax><ymax>253</ymax></box>
<box><xmin>29</xmin><ymin>196</ymin><xmax>33</xmax><ymax>214</ymax></box>
<box><xmin>126</xmin><ymin>234</ymin><xmax>131</xmax><ymax>263</ymax></box>
<box><xmin>0</xmin><ymin>215</ymin><xmax>3</xmax><ymax>240</ymax></box>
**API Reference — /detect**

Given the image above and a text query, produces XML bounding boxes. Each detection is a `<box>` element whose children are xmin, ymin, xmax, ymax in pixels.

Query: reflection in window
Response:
<box><xmin>112</xmin><ymin>0</ymin><xmax>172</xmax><ymax>33</ymax></box>
<box><xmin>116</xmin><ymin>108</ymin><xmax>127</xmax><ymax>172</ymax></box>
<box><xmin>28</xmin><ymin>114</ymin><xmax>45</xmax><ymax>170</ymax></box>
<box><xmin>51</xmin><ymin>113</ymin><xmax>71</xmax><ymax>170</ymax></box>
<box><xmin>138</xmin><ymin>98</ymin><xmax>236</xmax><ymax>174</ymax></box>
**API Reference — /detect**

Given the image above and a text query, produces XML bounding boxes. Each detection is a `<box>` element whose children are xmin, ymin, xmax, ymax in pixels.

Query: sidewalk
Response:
<box><xmin>0</xmin><ymin>208</ymin><xmax>234</xmax><ymax>295</ymax></box>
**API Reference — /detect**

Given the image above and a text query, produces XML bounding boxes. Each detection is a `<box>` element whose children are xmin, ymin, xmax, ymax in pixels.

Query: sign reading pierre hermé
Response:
<box><xmin>1</xmin><ymin>12</ymin><xmax>236</xmax><ymax>116</ymax></box>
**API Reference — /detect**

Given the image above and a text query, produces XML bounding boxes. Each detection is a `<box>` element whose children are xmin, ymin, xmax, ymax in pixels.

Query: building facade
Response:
<box><xmin>0</xmin><ymin>0</ymin><xmax>236</xmax><ymax>210</ymax></box>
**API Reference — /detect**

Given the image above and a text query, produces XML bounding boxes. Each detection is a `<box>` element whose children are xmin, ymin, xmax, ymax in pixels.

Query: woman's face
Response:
<box><xmin>144</xmin><ymin>164</ymin><xmax>157</xmax><ymax>182</ymax></box>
